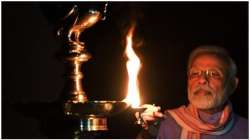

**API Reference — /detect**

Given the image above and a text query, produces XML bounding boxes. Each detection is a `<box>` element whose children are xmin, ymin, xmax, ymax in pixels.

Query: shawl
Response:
<box><xmin>167</xmin><ymin>102</ymin><xmax>234</xmax><ymax>139</ymax></box>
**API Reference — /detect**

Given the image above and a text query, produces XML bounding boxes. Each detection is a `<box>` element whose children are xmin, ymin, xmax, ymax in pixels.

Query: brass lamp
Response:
<box><xmin>57</xmin><ymin>4</ymin><xmax>128</xmax><ymax>132</ymax></box>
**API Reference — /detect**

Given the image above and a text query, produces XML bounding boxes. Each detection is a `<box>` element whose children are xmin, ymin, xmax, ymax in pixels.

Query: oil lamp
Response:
<box><xmin>57</xmin><ymin>3</ymin><xmax>128</xmax><ymax>132</ymax></box>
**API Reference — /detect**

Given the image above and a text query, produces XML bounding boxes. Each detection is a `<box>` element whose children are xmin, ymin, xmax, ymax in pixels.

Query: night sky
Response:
<box><xmin>2</xmin><ymin>2</ymin><xmax>248</xmax><ymax>138</ymax></box>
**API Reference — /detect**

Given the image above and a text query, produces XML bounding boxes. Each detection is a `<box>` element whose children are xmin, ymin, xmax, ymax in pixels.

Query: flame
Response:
<box><xmin>123</xmin><ymin>26</ymin><xmax>142</xmax><ymax>108</ymax></box>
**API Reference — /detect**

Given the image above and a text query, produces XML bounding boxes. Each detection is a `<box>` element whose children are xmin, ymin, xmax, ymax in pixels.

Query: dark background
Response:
<box><xmin>2</xmin><ymin>1</ymin><xmax>248</xmax><ymax>138</ymax></box>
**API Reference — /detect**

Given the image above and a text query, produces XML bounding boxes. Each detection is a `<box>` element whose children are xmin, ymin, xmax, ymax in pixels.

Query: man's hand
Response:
<box><xmin>135</xmin><ymin>104</ymin><xmax>164</xmax><ymax>129</ymax></box>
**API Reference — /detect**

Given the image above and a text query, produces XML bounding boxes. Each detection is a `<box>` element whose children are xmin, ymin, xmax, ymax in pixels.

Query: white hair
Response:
<box><xmin>188</xmin><ymin>45</ymin><xmax>237</xmax><ymax>80</ymax></box>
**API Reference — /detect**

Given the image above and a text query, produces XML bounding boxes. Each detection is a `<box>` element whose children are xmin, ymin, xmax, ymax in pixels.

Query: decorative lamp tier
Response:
<box><xmin>57</xmin><ymin>4</ymin><xmax>128</xmax><ymax>132</ymax></box>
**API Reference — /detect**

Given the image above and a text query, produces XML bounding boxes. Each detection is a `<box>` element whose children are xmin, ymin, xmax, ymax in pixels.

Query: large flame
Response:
<box><xmin>123</xmin><ymin>26</ymin><xmax>141</xmax><ymax>108</ymax></box>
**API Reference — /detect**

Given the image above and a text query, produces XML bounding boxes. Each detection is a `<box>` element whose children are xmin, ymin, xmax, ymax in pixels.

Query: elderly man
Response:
<box><xmin>137</xmin><ymin>46</ymin><xmax>248</xmax><ymax>139</ymax></box>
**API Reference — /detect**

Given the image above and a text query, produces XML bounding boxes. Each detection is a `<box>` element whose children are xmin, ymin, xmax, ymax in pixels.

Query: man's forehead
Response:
<box><xmin>190</xmin><ymin>54</ymin><xmax>226</xmax><ymax>70</ymax></box>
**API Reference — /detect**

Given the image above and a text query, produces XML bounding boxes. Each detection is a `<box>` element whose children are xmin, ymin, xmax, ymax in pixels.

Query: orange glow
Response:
<box><xmin>83</xmin><ymin>15</ymin><xmax>100</xmax><ymax>27</ymax></box>
<box><xmin>123</xmin><ymin>26</ymin><xmax>141</xmax><ymax>108</ymax></box>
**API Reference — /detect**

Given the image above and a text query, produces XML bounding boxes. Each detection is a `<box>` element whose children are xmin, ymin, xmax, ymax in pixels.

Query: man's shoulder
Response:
<box><xmin>234</xmin><ymin>113</ymin><xmax>248</xmax><ymax>127</ymax></box>
<box><xmin>156</xmin><ymin>106</ymin><xmax>184</xmax><ymax>139</ymax></box>
<box><xmin>225</xmin><ymin>113</ymin><xmax>249</xmax><ymax>138</ymax></box>
<box><xmin>235</xmin><ymin>114</ymin><xmax>248</xmax><ymax>121</ymax></box>
<box><xmin>161</xmin><ymin>105</ymin><xmax>185</xmax><ymax>125</ymax></box>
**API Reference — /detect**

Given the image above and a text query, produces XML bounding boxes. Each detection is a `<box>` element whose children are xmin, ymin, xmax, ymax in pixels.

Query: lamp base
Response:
<box><xmin>80</xmin><ymin>117</ymin><xmax>107</xmax><ymax>131</ymax></box>
<box><xmin>64</xmin><ymin>100</ymin><xmax>129</xmax><ymax>131</ymax></box>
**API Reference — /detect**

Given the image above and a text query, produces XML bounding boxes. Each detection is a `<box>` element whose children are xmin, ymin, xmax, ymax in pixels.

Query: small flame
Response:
<box><xmin>123</xmin><ymin>25</ymin><xmax>142</xmax><ymax>108</ymax></box>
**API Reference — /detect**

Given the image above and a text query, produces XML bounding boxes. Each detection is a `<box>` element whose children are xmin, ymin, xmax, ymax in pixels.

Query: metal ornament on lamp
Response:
<box><xmin>57</xmin><ymin>3</ymin><xmax>128</xmax><ymax>132</ymax></box>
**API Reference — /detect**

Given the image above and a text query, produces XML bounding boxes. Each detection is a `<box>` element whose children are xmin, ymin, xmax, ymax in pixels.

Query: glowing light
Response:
<box><xmin>123</xmin><ymin>26</ymin><xmax>141</xmax><ymax>108</ymax></box>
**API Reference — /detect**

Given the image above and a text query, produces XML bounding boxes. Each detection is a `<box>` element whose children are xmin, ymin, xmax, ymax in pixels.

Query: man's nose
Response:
<box><xmin>198</xmin><ymin>74</ymin><xmax>209</xmax><ymax>84</ymax></box>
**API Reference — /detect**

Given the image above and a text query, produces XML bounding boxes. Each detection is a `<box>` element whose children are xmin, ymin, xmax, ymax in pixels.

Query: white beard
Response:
<box><xmin>188</xmin><ymin>88</ymin><xmax>227</xmax><ymax>110</ymax></box>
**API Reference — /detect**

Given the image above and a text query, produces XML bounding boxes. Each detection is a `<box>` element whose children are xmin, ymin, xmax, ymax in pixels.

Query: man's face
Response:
<box><xmin>188</xmin><ymin>54</ymin><xmax>228</xmax><ymax>110</ymax></box>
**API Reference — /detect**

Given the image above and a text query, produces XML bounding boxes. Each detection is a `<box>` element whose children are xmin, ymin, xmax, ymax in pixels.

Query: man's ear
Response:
<box><xmin>234</xmin><ymin>77</ymin><xmax>239</xmax><ymax>89</ymax></box>
<box><xmin>228</xmin><ymin>77</ymin><xmax>239</xmax><ymax>95</ymax></box>
<box><xmin>226</xmin><ymin>76</ymin><xmax>239</xmax><ymax>96</ymax></box>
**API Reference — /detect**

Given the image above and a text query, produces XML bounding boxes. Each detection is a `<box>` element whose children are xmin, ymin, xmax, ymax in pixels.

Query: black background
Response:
<box><xmin>2</xmin><ymin>2</ymin><xmax>248</xmax><ymax>138</ymax></box>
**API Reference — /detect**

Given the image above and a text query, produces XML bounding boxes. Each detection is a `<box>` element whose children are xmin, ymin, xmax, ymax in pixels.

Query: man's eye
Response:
<box><xmin>209</xmin><ymin>70</ymin><xmax>222</xmax><ymax>79</ymax></box>
<box><xmin>189</xmin><ymin>71</ymin><xmax>200</xmax><ymax>77</ymax></box>
<box><xmin>191</xmin><ymin>72</ymin><xmax>199</xmax><ymax>76</ymax></box>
